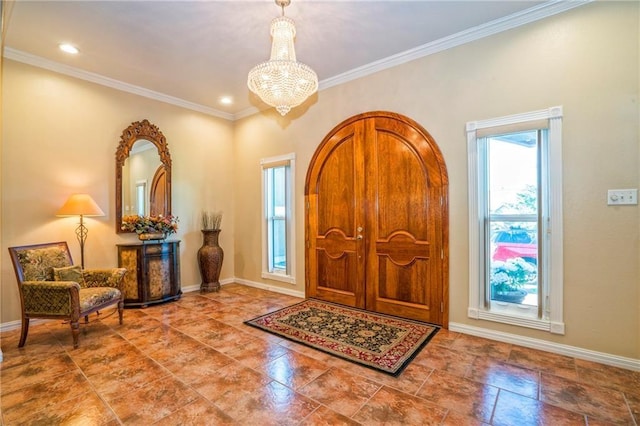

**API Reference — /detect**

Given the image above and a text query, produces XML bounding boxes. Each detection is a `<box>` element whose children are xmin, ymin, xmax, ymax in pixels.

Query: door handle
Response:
<box><xmin>357</xmin><ymin>235</ymin><xmax>363</xmax><ymax>240</ymax></box>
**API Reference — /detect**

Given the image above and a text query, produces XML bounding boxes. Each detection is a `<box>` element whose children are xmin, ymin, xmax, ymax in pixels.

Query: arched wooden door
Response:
<box><xmin>305</xmin><ymin>111</ymin><xmax>449</xmax><ymax>326</ymax></box>
<box><xmin>150</xmin><ymin>166</ymin><xmax>167</xmax><ymax>217</ymax></box>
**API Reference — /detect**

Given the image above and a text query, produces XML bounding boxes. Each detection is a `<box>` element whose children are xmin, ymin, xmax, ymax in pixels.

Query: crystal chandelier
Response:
<box><xmin>247</xmin><ymin>0</ymin><xmax>318</xmax><ymax>116</ymax></box>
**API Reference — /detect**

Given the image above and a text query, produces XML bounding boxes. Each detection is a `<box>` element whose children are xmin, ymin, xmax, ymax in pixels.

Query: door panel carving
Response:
<box><xmin>306</xmin><ymin>111</ymin><xmax>448</xmax><ymax>326</ymax></box>
<box><xmin>316</xmin><ymin>229</ymin><xmax>358</xmax><ymax>293</ymax></box>
<box><xmin>375</xmin><ymin>232</ymin><xmax>430</xmax><ymax>266</ymax></box>
<box><xmin>317</xmin><ymin>253</ymin><xmax>358</xmax><ymax>293</ymax></box>
<box><xmin>307</xmin><ymin>121</ymin><xmax>365</xmax><ymax>308</ymax></box>
<box><xmin>374</xmin><ymin>132</ymin><xmax>429</xmax><ymax>240</ymax></box>
<box><xmin>377</xmin><ymin>259</ymin><xmax>429</xmax><ymax>304</ymax></box>
<box><xmin>317</xmin><ymin>135</ymin><xmax>357</xmax><ymax>237</ymax></box>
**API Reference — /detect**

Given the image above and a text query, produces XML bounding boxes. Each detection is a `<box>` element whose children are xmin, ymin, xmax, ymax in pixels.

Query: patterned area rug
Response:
<box><xmin>245</xmin><ymin>299</ymin><xmax>440</xmax><ymax>376</ymax></box>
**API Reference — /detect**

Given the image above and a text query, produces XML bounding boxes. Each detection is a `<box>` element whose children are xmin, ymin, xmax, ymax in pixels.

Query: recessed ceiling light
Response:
<box><xmin>219</xmin><ymin>96</ymin><xmax>233</xmax><ymax>105</ymax></box>
<box><xmin>59</xmin><ymin>43</ymin><xmax>79</xmax><ymax>54</ymax></box>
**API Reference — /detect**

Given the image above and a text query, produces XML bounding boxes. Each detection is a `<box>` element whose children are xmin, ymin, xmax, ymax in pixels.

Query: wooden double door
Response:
<box><xmin>305</xmin><ymin>112</ymin><xmax>449</xmax><ymax>326</ymax></box>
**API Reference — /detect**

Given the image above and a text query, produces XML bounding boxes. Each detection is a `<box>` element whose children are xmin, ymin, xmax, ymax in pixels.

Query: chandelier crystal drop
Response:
<box><xmin>247</xmin><ymin>0</ymin><xmax>318</xmax><ymax>116</ymax></box>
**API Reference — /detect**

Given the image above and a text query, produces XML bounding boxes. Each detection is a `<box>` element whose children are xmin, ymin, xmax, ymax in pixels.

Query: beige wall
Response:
<box><xmin>1</xmin><ymin>60</ymin><xmax>235</xmax><ymax>324</ymax></box>
<box><xmin>0</xmin><ymin>0</ymin><xmax>10</xmax><ymax>333</ymax></box>
<box><xmin>2</xmin><ymin>2</ymin><xmax>638</xmax><ymax>360</ymax></box>
<box><xmin>234</xmin><ymin>2</ymin><xmax>639</xmax><ymax>358</ymax></box>
<box><xmin>638</xmin><ymin>0</ymin><xmax>640</xmax><ymax>361</ymax></box>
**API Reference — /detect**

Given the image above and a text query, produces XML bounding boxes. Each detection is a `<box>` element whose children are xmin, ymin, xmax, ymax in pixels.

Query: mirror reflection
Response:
<box><xmin>116</xmin><ymin>119</ymin><xmax>172</xmax><ymax>233</ymax></box>
<box><xmin>122</xmin><ymin>140</ymin><xmax>163</xmax><ymax>216</ymax></box>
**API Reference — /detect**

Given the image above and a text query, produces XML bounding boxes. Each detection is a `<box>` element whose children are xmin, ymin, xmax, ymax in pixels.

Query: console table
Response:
<box><xmin>117</xmin><ymin>240</ymin><xmax>181</xmax><ymax>307</ymax></box>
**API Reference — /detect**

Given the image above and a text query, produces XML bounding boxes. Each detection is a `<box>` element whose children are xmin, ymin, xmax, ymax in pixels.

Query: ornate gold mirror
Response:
<box><xmin>116</xmin><ymin>119</ymin><xmax>172</xmax><ymax>233</ymax></box>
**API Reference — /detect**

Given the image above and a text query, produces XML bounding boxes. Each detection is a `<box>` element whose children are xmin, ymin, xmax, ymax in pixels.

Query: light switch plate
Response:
<box><xmin>607</xmin><ymin>189</ymin><xmax>638</xmax><ymax>205</ymax></box>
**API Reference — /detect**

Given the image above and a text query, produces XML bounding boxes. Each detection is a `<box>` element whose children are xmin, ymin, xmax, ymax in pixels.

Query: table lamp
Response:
<box><xmin>57</xmin><ymin>193</ymin><xmax>105</xmax><ymax>268</ymax></box>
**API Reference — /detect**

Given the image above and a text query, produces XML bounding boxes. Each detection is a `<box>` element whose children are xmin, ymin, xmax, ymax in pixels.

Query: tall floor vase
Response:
<box><xmin>198</xmin><ymin>229</ymin><xmax>224</xmax><ymax>293</ymax></box>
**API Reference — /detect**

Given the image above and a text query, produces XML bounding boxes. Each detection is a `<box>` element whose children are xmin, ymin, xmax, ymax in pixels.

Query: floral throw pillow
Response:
<box><xmin>53</xmin><ymin>265</ymin><xmax>86</xmax><ymax>287</ymax></box>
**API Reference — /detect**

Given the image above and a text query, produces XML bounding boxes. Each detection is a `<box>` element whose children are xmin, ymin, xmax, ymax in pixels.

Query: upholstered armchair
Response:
<box><xmin>8</xmin><ymin>241</ymin><xmax>126</xmax><ymax>349</ymax></box>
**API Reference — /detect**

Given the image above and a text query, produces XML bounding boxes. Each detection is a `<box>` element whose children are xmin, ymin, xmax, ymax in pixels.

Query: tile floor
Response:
<box><xmin>1</xmin><ymin>284</ymin><xmax>639</xmax><ymax>425</ymax></box>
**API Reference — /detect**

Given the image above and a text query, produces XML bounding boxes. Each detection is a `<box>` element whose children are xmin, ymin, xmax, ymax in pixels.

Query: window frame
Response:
<box><xmin>261</xmin><ymin>153</ymin><xmax>296</xmax><ymax>284</ymax></box>
<box><xmin>466</xmin><ymin>106</ymin><xmax>565</xmax><ymax>334</ymax></box>
<box><xmin>135</xmin><ymin>180</ymin><xmax>147</xmax><ymax>216</ymax></box>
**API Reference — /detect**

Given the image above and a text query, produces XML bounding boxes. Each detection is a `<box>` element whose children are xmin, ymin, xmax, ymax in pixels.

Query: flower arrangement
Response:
<box><xmin>490</xmin><ymin>257</ymin><xmax>536</xmax><ymax>294</ymax></box>
<box><xmin>121</xmin><ymin>214</ymin><xmax>179</xmax><ymax>235</ymax></box>
<box><xmin>201</xmin><ymin>211</ymin><xmax>223</xmax><ymax>230</ymax></box>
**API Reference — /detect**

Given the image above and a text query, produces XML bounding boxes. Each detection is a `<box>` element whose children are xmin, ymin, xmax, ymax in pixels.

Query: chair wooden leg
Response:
<box><xmin>84</xmin><ymin>315</ymin><xmax>89</xmax><ymax>324</ymax></box>
<box><xmin>18</xmin><ymin>316</ymin><xmax>29</xmax><ymax>348</ymax></box>
<box><xmin>118</xmin><ymin>300</ymin><xmax>124</xmax><ymax>325</ymax></box>
<box><xmin>70</xmin><ymin>320</ymin><xmax>80</xmax><ymax>349</ymax></box>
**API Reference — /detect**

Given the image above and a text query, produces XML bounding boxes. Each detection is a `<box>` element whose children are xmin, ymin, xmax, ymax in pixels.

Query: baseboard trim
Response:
<box><xmin>3</xmin><ymin>287</ymin><xmax>635</xmax><ymax>372</ymax></box>
<box><xmin>181</xmin><ymin>278</ymin><xmax>305</xmax><ymax>299</ymax></box>
<box><xmin>181</xmin><ymin>284</ymin><xmax>200</xmax><ymax>293</ymax></box>
<box><xmin>0</xmin><ymin>278</ymin><xmax>283</xmax><ymax>332</ymax></box>
<box><xmin>181</xmin><ymin>278</ymin><xmax>237</xmax><ymax>295</ymax></box>
<box><xmin>1</xmin><ymin>318</ymin><xmax>50</xmax><ymax>333</ymax></box>
<box><xmin>232</xmin><ymin>278</ymin><xmax>305</xmax><ymax>298</ymax></box>
<box><xmin>449</xmin><ymin>322</ymin><xmax>640</xmax><ymax>372</ymax></box>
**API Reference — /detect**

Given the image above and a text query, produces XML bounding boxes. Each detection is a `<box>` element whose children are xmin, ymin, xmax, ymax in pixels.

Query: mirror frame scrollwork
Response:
<box><xmin>115</xmin><ymin>119</ymin><xmax>172</xmax><ymax>233</ymax></box>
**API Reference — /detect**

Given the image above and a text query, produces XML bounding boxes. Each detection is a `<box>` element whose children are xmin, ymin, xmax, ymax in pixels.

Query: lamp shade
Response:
<box><xmin>56</xmin><ymin>194</ymin><xmax>105</xmax><ymax>217</ymax></box>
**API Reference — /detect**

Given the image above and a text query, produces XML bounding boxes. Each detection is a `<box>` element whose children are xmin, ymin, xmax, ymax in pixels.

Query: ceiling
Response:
<box><xmin>4</xmin><ymin>0</ymin><xmax>563</xmax><ymax>120</ymax></box>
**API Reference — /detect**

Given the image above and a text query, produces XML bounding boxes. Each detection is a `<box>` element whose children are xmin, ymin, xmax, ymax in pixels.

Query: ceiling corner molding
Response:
<box><xmin>4</xmin><ymin>0</ymin><xmax>591</xmax><ymax>122</ymax></box>
<box><xmin>3</xmin><ymin>47</ymin><xmax>235</xmax><ymax>121</ymax></box>
<box><xmin>319</xmin><ymin>0</ymin><xmax>592</xmax><ymax>91</ymax></box>
<box><xmin>233</xmin><ymin>106</ymin><xmax>262</xmax><ymax>121</ymax></box>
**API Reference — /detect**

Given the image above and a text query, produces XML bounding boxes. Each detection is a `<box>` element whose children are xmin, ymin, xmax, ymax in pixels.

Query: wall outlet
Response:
<box><xmin>607</xmin><ymin>189</ymin><xmax>638</xmax><ymax>205</ymax></box>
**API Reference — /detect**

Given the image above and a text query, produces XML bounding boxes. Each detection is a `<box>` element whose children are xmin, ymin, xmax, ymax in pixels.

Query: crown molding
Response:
<box><xmin>3</xmin><ymin>47</ymin><xmax>235</xmax><ymax>121</ymax></box>
<box><xmin>4</xmin><ymin>0</ymin><xmax>590</xmax><ymax>121</ymax></box>
<box><xmin>234</xmin><ymin>105</ymin><xmax>262</xmax><ymax>121</ymax></box>
<box><xmin>319</xmin><ymin>0</ymin><xmax>591</xmax><ymax>92</ymax></box>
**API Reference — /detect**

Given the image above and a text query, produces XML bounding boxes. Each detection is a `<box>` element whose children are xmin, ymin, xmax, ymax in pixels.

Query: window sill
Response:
<box><xmin>261</xmin><ymin>271</ymin><xmax>296</xmax><ymax>285</ymax></box>
<box><xmin>468</xmin><ymin>307</ymin><xmax>565</xmax><ymax>335</ymax></box>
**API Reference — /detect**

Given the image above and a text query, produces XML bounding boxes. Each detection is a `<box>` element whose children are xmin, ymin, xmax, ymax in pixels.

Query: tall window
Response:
<box><xmin>135</xmin><ymin>181</ymin><xmax>146</xmax><ymax>216</ymax></box>
<box><xmin>261</xmin><ymin>154</ymin><xmax>295</xmax><ymax>284</ymax></box>
<box><xmin>467</xmin><ymin>107</ymin><xmax>564</xmax><ymax>334</ymax></box>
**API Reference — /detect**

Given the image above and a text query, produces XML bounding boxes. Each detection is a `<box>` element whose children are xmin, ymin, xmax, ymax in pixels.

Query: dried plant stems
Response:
<box><xmin>202</xmin><ymin>211</ymin><xmax>223</xmax><ymax>230</ymax></box>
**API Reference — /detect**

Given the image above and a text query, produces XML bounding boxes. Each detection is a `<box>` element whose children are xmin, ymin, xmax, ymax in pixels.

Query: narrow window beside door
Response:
<box><xmin>261</xmin><ymin>154</ymin><xmax>296</xmax><ymax>284</ymax></box>
<box><xmin>135</xmin><ymin>181</ymin><xmax>146</xmax><ymax>216</ymax></box>
<box><xmin>467</xmin><ymin>107</ymin><xmax>565</xmax><ymax>334</ymax></box>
